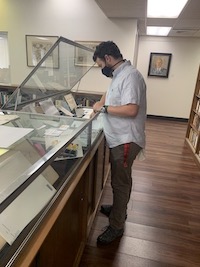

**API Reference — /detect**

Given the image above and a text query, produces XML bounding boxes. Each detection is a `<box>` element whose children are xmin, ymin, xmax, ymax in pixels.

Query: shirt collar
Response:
<box><xmin>112</xmin><ymin>60</ymin><xmax>131</xmax><ymax>77</ymax></box>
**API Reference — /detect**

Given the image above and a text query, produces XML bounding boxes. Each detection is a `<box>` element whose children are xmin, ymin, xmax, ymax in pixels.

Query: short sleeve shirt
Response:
<box><xmin>103</xmin><ymin>60</ymin><xmax>147</xmax><ymax>148</ymax></box>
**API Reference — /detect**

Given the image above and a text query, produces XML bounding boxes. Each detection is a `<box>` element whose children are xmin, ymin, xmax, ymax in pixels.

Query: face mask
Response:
<box><xmin>101</xmin><ymin>66</ymin><xmax>113</xmax><ymax>77</ymax></box>
<box><xmin>101</xmin><ymin>59</ymin><xmax>124</xmax><ymax>78</ymax></box>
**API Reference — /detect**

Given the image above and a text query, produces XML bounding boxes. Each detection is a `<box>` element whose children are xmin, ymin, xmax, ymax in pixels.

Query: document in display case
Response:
<box><xmin>0</xmin><ymin>175</ymin><xmax>56</xmax><ymax>245</ymax></box>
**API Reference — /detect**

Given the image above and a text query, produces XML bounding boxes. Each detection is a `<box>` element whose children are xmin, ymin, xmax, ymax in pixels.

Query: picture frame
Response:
<box><xmin>148</xmin><ymin>52</ymin><xmax>172</xmax><ymax>78</ymax></box>
<box><xmin>74</xmin><ymin>41</ymin><xmax>101</xmax><ymax>67</ymax></box>
<box><xmin>26</xmin><ymin>35</ymin><xmax>59</xmax><ymax>68</ymax></box>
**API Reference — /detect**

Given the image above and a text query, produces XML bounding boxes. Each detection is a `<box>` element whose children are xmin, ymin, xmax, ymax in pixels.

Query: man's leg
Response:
<box><xmin>97</xmin><ymin>142</ymin><xmax>141</xmax><ymax>245</ymax></box>
<box><xmin>109</xmin><ymin>142</ymin><xmax>141</xmax><ymax>229</ymax></box>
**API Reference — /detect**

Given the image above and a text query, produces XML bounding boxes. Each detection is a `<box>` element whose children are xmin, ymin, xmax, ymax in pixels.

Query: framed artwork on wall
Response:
<box><xmin>148</xmin><ymin>52</ymin><xmax>172</xmax><ymax>78</ymax></box>
<box><xmin>74</xmin><ymin>41</ymin><xmax>101</xmax><ymax>67</ymax></box>
<box><xmin>26</xmin><ymin>35</ymin><xmax>59</xmax><ymax>68</ymax></box>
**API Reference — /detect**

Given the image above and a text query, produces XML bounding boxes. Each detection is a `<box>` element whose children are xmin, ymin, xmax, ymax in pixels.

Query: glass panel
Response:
<box><xmin>0</xmin><ymin>111</ymin><xmax>102</xmax><ymax>261</ymax></box>
<box><xmin>91</xmin><ymin>113</ymin><xmax>103</xmax><ymax>144</ymax></box>
<box><xmin>2</xmin><ymin>37</ymin><xmax>95</xmax><ymax>110</ymax></box>
<box><xmin>0</xmin><ymin>110</ymin><xmax>89</xmax><ymax>203</ymax></box>
<box><xmin>0</xmin><ymin>109</ymin><xmax>102</xmax><ymax>256</ymax></box>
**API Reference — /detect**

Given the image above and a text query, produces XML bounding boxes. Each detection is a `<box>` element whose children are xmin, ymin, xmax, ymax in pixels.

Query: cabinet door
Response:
<box><xmin>36</xmin><ymin>176</ymin><xmax>86</xmax><ymax>267</ymax></box>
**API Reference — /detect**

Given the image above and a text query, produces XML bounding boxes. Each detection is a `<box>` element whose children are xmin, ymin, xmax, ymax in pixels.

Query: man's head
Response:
<box><xmin>155</xmin><ymin>57</ymin><xmax>163</xmax><ymax>68</ymax></box>
<box><xmin>93</xmin><ymin>41</ymin><xmax>123</xmax><ymax>77</ymax></box>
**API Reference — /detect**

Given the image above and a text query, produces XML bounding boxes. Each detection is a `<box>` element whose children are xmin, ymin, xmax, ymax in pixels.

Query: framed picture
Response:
<box><xmin>148</xmin><ymin>53</ymin><xmax>172</xmax><ymax>78</ymax></box>
<box><xmin>74</xmin><ymin>41</ymin><xmax>101</xmax><ymax>67</ymax></box>
<box><xmin>26</xmin><ymin>35</ymin><xmax>59</xmax><ymax>68</ymax></box>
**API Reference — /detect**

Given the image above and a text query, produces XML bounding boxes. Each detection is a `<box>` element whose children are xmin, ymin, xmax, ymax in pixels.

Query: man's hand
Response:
<box><xmin>93</xmin><ymin>101</ymin><xmax>103</xmax><ymax>113</ymax></box>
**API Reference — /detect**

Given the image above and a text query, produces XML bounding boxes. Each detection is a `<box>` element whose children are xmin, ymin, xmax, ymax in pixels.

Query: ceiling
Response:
<box><xmin>95</xmin><ymin>0</ymin><xmax>200</xmax><ymax>37</ymax></box>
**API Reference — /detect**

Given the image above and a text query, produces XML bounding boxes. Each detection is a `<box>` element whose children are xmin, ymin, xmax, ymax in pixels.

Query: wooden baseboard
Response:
<box><xmin>147</xmin><ymin>114</ymin><xmax>188</xmax><ymax>122</ymax></box>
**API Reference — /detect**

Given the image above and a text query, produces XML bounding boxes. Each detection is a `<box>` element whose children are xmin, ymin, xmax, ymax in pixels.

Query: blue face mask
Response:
<box><xmin>101</xmin><ymin>59</ymin><xmax>124</xmax><ymax>78</ymax></box>
<box><xmin>101</xmin><ymin>66</ymin><xmax>113</xmax><ymax>77</ymax></box>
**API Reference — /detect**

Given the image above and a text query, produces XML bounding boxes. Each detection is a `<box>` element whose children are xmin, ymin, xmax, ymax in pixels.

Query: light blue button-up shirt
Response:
<box><xmin>103</xmin><ymin>60</ymin><xmax>147</xmax><ymax>148</ymax></box>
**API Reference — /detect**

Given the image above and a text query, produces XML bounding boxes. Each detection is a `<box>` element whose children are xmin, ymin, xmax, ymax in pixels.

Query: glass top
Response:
<box><xmin>0</xmin><ymin>110</ymin><xmax>90</xmax><ymax>203</ymax></box>
<box><xmin>0</xmin><ymin>109</ymin><xmax>102</xmax><ymax>208</ymax></box>
<box><xmin>2</xmin><ymin>36</ymin><xmax>95</xmax><ymax>110</ymax></box>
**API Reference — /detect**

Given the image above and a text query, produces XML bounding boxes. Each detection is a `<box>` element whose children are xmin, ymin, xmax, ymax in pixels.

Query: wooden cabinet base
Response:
<box><xmin>35</xmin><ymin>176</ymin><xmax>86</xmax><ymax>267</ymax></box>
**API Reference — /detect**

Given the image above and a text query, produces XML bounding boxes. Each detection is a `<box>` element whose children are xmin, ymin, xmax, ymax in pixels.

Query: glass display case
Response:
<box><xmin>0</xmin><ymin>109</ymin><xmax>103</xmax><ymax>266</ymax></box>
<box><xmin>0</xmin><ymin>37</ymin><xmax>105</xmax><ymax>266</ymax></box>
<box><xmin>2</xmin><ymin>36</ymin><xmax>95</xmax><ymax>116</ymax></box>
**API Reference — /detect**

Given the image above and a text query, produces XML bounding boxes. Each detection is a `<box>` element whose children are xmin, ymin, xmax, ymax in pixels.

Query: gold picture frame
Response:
<box><xmin>26</xmin><ymin>35</ymin><xmax>59</xmax><ymax>68</ymax></box>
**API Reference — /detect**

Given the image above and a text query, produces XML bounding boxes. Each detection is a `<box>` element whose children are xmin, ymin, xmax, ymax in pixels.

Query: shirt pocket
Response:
<box><xmin>107</xmin><ymin>86</ymin><xmax>121</xmax><ymax>106</ymax></box>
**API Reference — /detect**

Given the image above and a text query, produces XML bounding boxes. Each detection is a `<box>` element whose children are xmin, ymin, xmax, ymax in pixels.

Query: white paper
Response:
<box><xmin>44</xmin><ymin>129</ymin><xmax>74</xmax><ymax>150</ymax></box>
<box><xmin>82</xmin><ymin>108</ymin><xmax>94</xmax><ymax>119</ymax></box>
<box><xmin>0</xmin><ymin>175</ymin><xmax>56</xmax><ymax>245</ymax></box>
<box><xmin>39</xmin><ymin>99</ymin><xmax>60</xmax><ymax>115</ymax></box>
<box><xmin>64</xmin><ymin>93</ymin><xmax>77</xmax><ymax>111</ymax></box>
<box><xmin>0</xmin><ymin>151</ymin><xmax>37</xmax><ymax>203</ymax></box>
<box><xmin>0</xmin><ymin>114</ymin><xmax>19</xmax><ymax>125</ymax></box>
<box><xmin>57</xmin><ymin>106</ymin><xmax>74</xmax><ymax>117</ymax></box>
<box><xmin>0</xmin><ymin>125</ymin><xmax>33</xmax><ymax>148</ymax></box>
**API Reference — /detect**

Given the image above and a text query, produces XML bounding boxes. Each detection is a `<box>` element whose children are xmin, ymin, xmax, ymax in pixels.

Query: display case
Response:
<box><xmin>2</xmin><ymin>36</ymin><xmax>95</xmax><ymax>116</ymax></box>
<box><xmin>0</xmin><ymin>109</ymin><xmax>104</xmax><ymax>266</ymax></box>
<box><xmin>0</xmin><ymin>37</ymin><xmax>109</xmax><ymax>266</ymax></box>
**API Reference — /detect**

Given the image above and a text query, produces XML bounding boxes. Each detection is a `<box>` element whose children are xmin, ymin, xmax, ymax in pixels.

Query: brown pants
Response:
<box><xmin>109</xmin><ymin>142</ymin><xmax>141</xmax><ymax>229</ymax></box>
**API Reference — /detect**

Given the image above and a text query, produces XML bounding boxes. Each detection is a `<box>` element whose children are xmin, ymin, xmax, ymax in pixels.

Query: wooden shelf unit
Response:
<box><xmin>0</xmin><ymin>85</ymin><xmax>16</xmax><ymax>108</ymax></box>
<box><xmin>186</xmin><ymin>66</ymin><xmax>200</xmax><ymax>168</ymax></box>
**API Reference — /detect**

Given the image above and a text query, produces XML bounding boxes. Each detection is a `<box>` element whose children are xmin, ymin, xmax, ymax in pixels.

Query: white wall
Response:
<box><xmin>0</xmin><ymin>0</ymin><xmax>138</xmax><ymax>93</ymax></box>
<box><xmin>137</xmin><ymin>36</ymin><xmax>200</xmax><ymax>118</ymax></box>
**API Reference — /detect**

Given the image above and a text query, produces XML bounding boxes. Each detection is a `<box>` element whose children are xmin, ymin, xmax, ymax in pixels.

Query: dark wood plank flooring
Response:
<box><xmin>79</xmin><ymin>118</ymin><xmax>200</xmax><ymax>267</ymax></box>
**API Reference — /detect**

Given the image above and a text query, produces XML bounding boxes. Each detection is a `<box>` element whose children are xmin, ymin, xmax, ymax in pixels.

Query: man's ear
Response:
<box><xmin>104</xmin><ymin>54</ymin><xmax>112</xmax><ymax>63</ymax></box>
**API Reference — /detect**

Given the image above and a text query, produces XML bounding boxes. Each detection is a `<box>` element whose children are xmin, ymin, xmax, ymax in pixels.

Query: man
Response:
<box><xmin>93</xmin><ymin>41</ymin><xmax>146</xmax><ymax>245</ymax></box>
<box><xmin>152</xmin><ymin>57</ymin><xmax>167</xmax><ymax>76</ymax></box>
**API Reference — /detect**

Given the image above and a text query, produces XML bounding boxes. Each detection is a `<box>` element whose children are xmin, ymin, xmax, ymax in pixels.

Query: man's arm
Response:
<box><xmin>93</xmin><ymin>93</ymin><xmax>139</xmax><ymax>117</ymax></box>
<box><xmin>93</xmin><ymin>93</ymin><xmax>106</xmax><ymax>112</ymax></box>
<box><xmin>106</xmin><ymin>104</ymin><xmax>139</xmax><ymax>117</ymax></box>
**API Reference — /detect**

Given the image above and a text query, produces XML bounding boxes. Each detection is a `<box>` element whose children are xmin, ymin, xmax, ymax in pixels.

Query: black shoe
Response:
<box><xmin>100</xmin><ymin>205</ymin><xmax>112</xmax><ymax>217</ymax></box>
<box><xmin>100</xmin><ymin>204</ymin><xmax>127</xmax><ymax>220</ymax></box>
<box><xmin>97</xmin><ymin>225</ymin><xmax>124</xmax><ymax>245</ymax></box>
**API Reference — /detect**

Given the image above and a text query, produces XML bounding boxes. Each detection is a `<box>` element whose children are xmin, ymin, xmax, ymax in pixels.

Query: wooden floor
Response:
<box><xmin>79</xmin><ymin>118</ymin><xmax>200</xmax><ymax>267</ymax></box>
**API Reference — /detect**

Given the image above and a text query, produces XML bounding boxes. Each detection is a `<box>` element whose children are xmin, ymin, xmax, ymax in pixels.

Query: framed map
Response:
<box><xmin>75</xmin><ymin>41</ymin><xmax>101</xmax><ymax>67</ymax></box>
<box><xmin>26</xmin><ymin>35</ymin><xmax>59</xmax><ymax>68</ymax></box>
